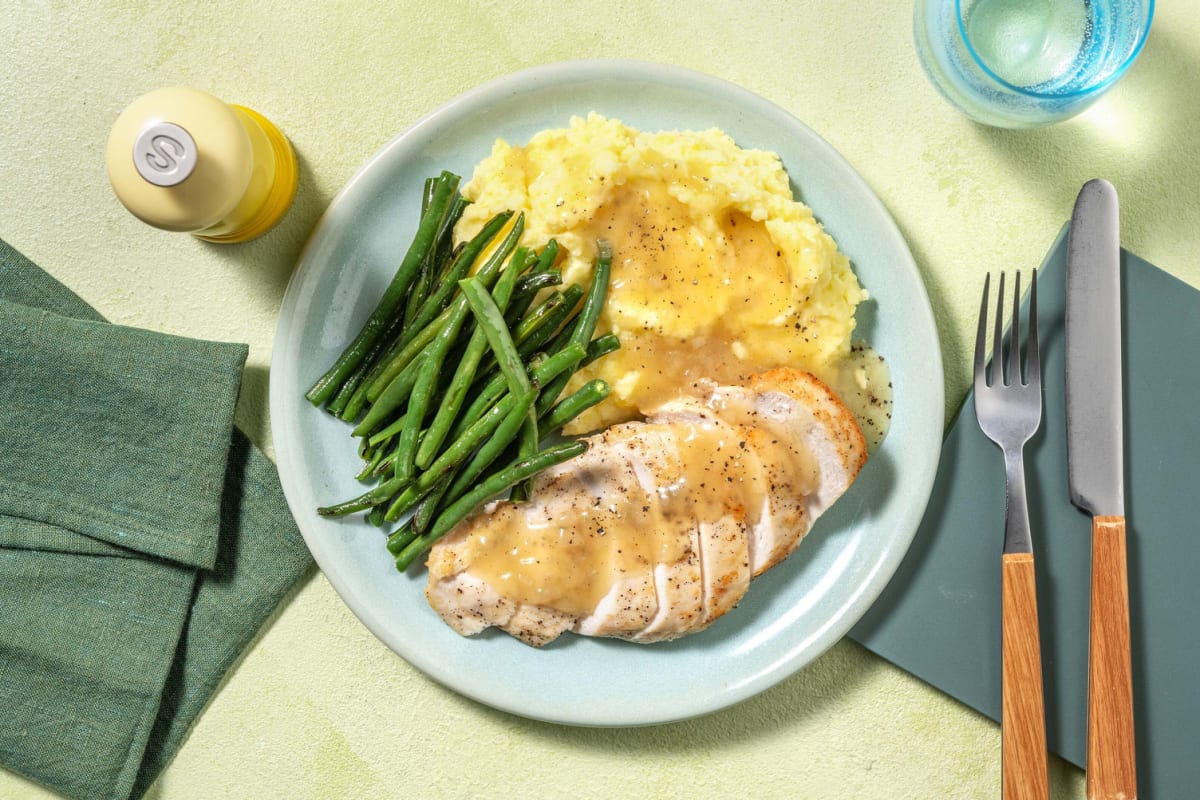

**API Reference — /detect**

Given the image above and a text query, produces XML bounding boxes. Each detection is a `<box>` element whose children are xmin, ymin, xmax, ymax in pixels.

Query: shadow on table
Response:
<box><xmin>200</xmin><ymin>146</ymin><xmax>332</xmax><ymax>302</ymax></box>
<box><xmin>472</xmin><ymin>638</ymin><xmax>878</xmax><ymax>757</ymax></box>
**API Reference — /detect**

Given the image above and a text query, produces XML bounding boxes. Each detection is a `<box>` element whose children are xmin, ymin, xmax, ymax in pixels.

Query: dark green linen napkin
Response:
<box><xmin>0</xmin><ymin>239</ymin><xmax>315</xmax><ymax>800</ymax></box>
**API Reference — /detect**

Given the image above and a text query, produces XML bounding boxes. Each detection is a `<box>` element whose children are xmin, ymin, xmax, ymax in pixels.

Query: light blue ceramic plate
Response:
<box><xmin>271</xmin><ymin>60</ymin><xmax>944</xmax><ymax>727</ymax></box>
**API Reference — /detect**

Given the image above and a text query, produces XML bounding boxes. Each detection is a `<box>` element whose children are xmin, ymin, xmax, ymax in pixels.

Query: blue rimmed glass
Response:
<box><xmin>915</xmin><ymin>0</ymin><xmax>1154</xmax><ymax>128</ymax></box>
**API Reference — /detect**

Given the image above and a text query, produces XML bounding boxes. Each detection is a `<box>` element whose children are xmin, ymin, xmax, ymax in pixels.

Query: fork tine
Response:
<box><xmin>993</xmin><ymin>272</ymin><xmax>1006</xmax><ymax>387</ymax></box>
<box><xmin>1010</xmin><ymin>271</ymin><xmax>1022</xmax><ymax>386</ymax></box>
<box><xmin>974</xmin><ymin>273</ymin><xmax>991</xmax><ymax>386</ymax></box>
<box><xmin>1027</xmin><ymin>269</ymin><xmax>1040</xmax><ymax>388</ymax></box>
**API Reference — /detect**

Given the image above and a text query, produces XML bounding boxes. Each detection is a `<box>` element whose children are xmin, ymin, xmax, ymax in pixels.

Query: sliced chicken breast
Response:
<box><xmin>425</xmin><ymin>367</ymin><xmax>868</xmax><ymax>647</ymax></box>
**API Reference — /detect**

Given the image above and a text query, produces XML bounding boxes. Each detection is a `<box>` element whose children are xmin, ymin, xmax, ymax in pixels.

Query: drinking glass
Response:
<box><xmin>914</xmin><ymin>0</ymin><xmax>1154</xmax><ymax>128</ymax></box>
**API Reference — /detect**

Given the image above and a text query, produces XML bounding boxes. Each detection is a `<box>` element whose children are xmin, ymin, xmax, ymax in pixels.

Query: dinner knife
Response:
<box><xmin>1064</xmin><ymin>178</ymin><xmax>1136</xmax><ymax>799</ymax></box>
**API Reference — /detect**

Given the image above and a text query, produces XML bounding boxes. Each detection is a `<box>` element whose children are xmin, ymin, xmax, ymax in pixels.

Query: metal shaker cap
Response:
<box><xmin>133</xmin><ymin>122</ymin><xmax>197</xmax><ymax>187</ymax></box>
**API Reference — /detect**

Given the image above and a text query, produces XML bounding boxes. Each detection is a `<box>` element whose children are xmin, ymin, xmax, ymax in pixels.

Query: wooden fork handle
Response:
<box><xmin>1002</xmin><ymin>552</ymin><xmax>1049</xmax><ymax>800</ymax></box>
<box><xmin>1087</xmin><ymin>515</ymin><xmax>1137</xmax><ymax>800</ymax></box>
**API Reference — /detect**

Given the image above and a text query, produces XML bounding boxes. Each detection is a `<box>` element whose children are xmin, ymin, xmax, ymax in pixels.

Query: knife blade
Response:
<box><xmin>1066</xmin><ymin>179</ymin><xmax>1124</xmax><ymax>517</ymax></box>
<box><xmin>1065</xmin><ymin>178</ymin><xmax>1137</xmax><ymax>800</ymax></box>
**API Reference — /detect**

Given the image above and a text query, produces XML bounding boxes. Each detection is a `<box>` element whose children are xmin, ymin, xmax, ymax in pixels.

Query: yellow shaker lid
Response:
<box><xmin>106</xmin><ymin>87</ymin><xmax>253</xmax><ymax>232</ymax></box>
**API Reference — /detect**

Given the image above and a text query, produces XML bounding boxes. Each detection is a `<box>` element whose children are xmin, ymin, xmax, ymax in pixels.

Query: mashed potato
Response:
<box><xmin>456</xmin><ymin>114</ymin><xmax>889</xmax><ymax>443</ymax></box>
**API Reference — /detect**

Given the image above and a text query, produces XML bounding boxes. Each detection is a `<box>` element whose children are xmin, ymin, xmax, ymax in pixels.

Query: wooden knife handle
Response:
<box><xmin>1002</xmin><ymin>552</ymin><xmax>1049</xmax><ymax>800</ymax></box>
<box><xmin>1088</xmin><ymin>515</ymin><xmax>1137</xmax><ymax>800</ymax></box>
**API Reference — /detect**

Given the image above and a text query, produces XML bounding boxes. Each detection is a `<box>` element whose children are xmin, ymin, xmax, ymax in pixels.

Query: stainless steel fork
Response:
<box><xmin>973</xmin><ymin>270</ymin><xmax>1048</xmax><ymax>800</ymax></box>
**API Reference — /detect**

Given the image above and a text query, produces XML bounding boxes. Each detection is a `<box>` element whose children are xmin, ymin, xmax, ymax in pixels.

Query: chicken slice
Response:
<box><xmin>729</xmin><ymin>369</ymin><xmax>869</xmax><ymax>575</ymax></box>
<box><xmin>424</xmin><ymin>367</ymin><xmax>868</xmax><ymax>647</ymax></box>
<box><xmin>629</xmin><ymin>531</ymin><xmax>703</xmax><ymax>643</ymax></box>
<box><xmin>697</xmin><ymin>516</ymin><xmax>751</xmax><ymax>626</ymax></box>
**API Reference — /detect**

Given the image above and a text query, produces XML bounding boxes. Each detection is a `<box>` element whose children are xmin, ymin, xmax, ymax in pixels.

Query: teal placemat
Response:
<box><xmin>851</xmin><ymin>226</ymin><xmax>1199</xmax><ymax>797</ymax></box>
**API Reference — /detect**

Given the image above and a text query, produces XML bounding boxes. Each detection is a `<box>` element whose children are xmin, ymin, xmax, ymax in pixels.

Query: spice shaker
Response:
<box><xmin>106</xmin><ymin>87</ymin><xmax>298</xmax><ymax>243</ymax></box>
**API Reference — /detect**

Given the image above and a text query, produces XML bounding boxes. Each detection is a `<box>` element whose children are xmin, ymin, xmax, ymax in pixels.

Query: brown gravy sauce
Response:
<box><xmin>567</xmin><ymin>179</ymin><xmax>892</xmax><ymax>450</ymax></box>
<box><xmin>457</xmin><ymin>393</ymin><xmax>816</xmax><ymax>617</ymax></box>
<box><xmin>450</xmin><ymin>180</ymin><xmax>886</xmax><ymax>616</ymax></box>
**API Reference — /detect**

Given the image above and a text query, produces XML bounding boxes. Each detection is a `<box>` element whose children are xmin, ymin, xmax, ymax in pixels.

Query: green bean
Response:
<box><xmin>514</xmin><ymin>239</ymin><xmax>610</xmax><ymax>496</ymax></box>
<box><xmin>582</xmin><ymin>332</ymin><xmax>622</xmax><ymax>364</ymax></box>
<box><xmin>574</xmin><ymin>240</ymin><xmax>612</xmax><ymax>337</ymax></box>
<box><xmin>381</xmin><ymin>482</ymin><xmax>437</xmax><ymax>525</ymax></box>
<box><xmin>501</xmin><ymin>285</ymin><xmax>565</xmax><ymax>345</ymax></box>
<box><xmin>531</xmin><ymin>238</ymin><xmax>559</xmax><ymax>273</ymax></box>
<box><xmin>510</xmin><ymin>404</ymin><xmax>541</xmax><ymax>503</ymax></box>
<box><xmin>306</xmin><ymin>172</ymin><xmax>459</xmax><ymax>406</ymax></box>
<box><xmin>393</xmin><ymin>211</ymin><xmax>517</xmax><ymax>356</ymax></box>
<box><xmin>357</xmin><ymin>434</ymin><xmax>376</xmax><ymax>461</ymax></box>
<box><xmin>326</xmin><ymin>307</ymin><xmax>407</xmax><ymax>417</ymax></box>
<box><xmin>533</xmin><ymin>373</ymin><xmax>571</xmax><ymax>420</ymax></box>
<box><xmin>447</xmin><ymin>387</ymin><xmax>538</xmax><ymax>504</ymax></box>
<box><xmin>516</xmin><ymin>284</ymin><xmax>582</xmax><ymax>343</ymax></box>
<box><xmin>501</xmin><ymin>241</ymin><xmax>566</xmax><ymax>328</ymax></box>
<box><xmin>432</xmin><ymin>201</ymin><xmax>468</xmax><ymax>289</ymax></box>
<box><xmin>382</xmin><ymin>474</ymin><xmax>454</xmax><ymax>532</ymax></box>
<box><xmin>542</xmin><ymin>241</ymin><xmax>611</xmax><ymax>359</ymax></box>
<box><xmin>415</xmin><ymin>386</ymin><xmax>525</xmax><ymax>496</ymax></box>
<box><xmin>523</xmin><ymin>289</ymin><xmax>618</xmax><ymax>494</ymax></box>
<box><xmin>393</xmin><ymin>441</ymin><xmax>588</xmax><ymax>571</ymax></box>
<box><xmin>387</xmin><ymin>220</ymin><xmax>523</xmax><ymax>464</ymax></box>
<box><xmin>415</xmin><ymin>246</ymin><xmax>534</xmax><ymax>469</ymax></box>
<box><xmin>451</xmin><ymin>344</ymin><xmax>586</xmax><ymax>441</ymax></box>
<box><xmin>359</xmin><ymin>223</ymin><xmax>503</xmax><ymax>407</ymax></box>
<box><xmin>392</xmin><ymin>291</ymin><xmax>476</xmax><ymax>481</ymax></box>
<box><xmin>535</xmin><ymin>333</ymin><xmax>621</xmax><ymax>419</ymax></box>
<box><xmin>460</xmin><ymin>277</ymin><xmax>533</xmax><ymax>398</ymax></box>
<box><xmin>501</xmin><ymin>240</ymin><xmax>559</xmax><ymax>329</ymax></box>
<box><xmin>371</xmin><ymin>447</ymin><xmax>397</xmax><ymax>478</ymax></box>
<box><xmin>330</xmin><ymin>306</ymin><xmax>417</xmax><ymax>420</ymax></box>
<box><xmin>502</xmin><ymin>292</ymin><xmax>538</xmax><ymax>332</ymax></box>
<box><xmin>540</xmin><ymin>311</ymin><xmax>581</xmax><ymax>361</ymax></box>
<box><xmin>315</xmin><ymin>222</ymin><xmax>614</xmax><ymax>566</ymax></box>
<box><xmin>529</xmin><ymin>243</ymin><xmax>613</xmax><ymax>413</ymax></box>
<box><xmin>327</xmin><ymin>365</ymin><xmax>365</xmax><ymax>418</ymax></box>
<box><xmin>362</xmin><ymin>214</ymin><xmax>520</xmax><ymax>406</ymax></box>
<box><xmin>341</xmin><ymin>299</ymin><xmax>456</xmax><ymax>421</ymax></box>
<box><xmin>433</xmin><ymin>194</ymin><xmax>469</xmax><ymax>266</ymax></box>
<box><xmin>511</xmin><ymin>270</ymin><xmax>562</xmax><ymax>301</ymax></box>
<box><xmin>385</xmin><ymin>519</ymin><xmax>416</xmax><ymax>556</ymax></box>
<box><xmin>368</xmin><ymin>412</ymin><xmax>407</xmax><ymax>447</ymax></box>
<box><xmin>455</xmin><ymin>277</ymin><xmax>540</xmax><ymax>503</ymax></box>
<box><xmin>502</xmin><ymin>239</ymin><xmax>558</xmax><ymax>315</ymax></box>
<box><xmin>514</xmin><ymin>284</ymin><xmax>584</xmax><ymax>358</ymax></box>
<box><xmin>403</xmin><ymin>260</ymin><xmax>434</xmax><ymax>336</ymax></box>
<box><xmin>352</xmin><ymin>226</ymin><xmax>527</xmax><ymax>438</ymax></box>
<box><xmin>513</xmin><ymin>325</ymin><xmax>550</xmax><ymax>497</ymax></box>
<box><xmin>433</xmin><ymin>194</ymin><xmax>468</xmax><ymax>258</ymax></box>
<box><xmin>404</xmin><ymin>192</ymin><xmax>468</xmax><ymax>333</ymax></box>
<box><xmin>412</xmin><ymin>475</ymin><xmax>454</xmax><ymax>533</ymax></box>
<box><xmin>316</xmin><ymin>472</ymin><xmax>408</xmax><ymax>517</ymax></box>
<box><xmin>355</xmin><ymin>444</ymin><xmax>387</xmax><ymax>481</ymax></box>
<box><xmin>351</xmin><ymin>347</ymin><xmax>428</xmax><ymax>437</ymax></box>
<box><xmin>453</xmin><ymin>286</ymin><xmax>585</xmax><ymax>450</ymax></box>
<box><xmin>385</xmin><ymin>389</ymin><xmax>535</xmax><ymax>522</ymax></box>
<box><xmin>476</xmin><ymin>286</ymin><xmax>581</xmax><ymax>390</ymax></box>
<box><xmin>420</xmin><ymin>177</ymin><xmax>436</xmax><ymax>216</ymax></box>
<box><xmin>541</xmin><ymin>379</ymin><xmax>610</xmax><ymax>434</ymax></box>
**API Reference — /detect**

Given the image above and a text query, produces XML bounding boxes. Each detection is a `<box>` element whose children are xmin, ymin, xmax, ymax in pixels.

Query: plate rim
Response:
<box><xmin>271</xmin><ymin>58</ymin><xmax>944</xmax><ymax>727</ymax></box>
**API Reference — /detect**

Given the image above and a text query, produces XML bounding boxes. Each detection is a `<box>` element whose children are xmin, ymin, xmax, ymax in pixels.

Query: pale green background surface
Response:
<box><xmin>2</xmin><ymin>2</ymin><xmax>1198</xmax><ymax>799</ymax></box>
